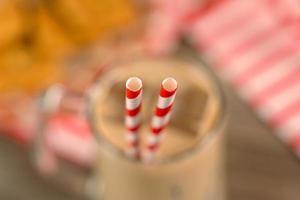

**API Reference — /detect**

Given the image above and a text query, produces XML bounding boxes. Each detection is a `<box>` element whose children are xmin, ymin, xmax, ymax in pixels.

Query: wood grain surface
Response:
<box><xmin>0</xmin><ymin>87</ymin><xmax>300</xmax><ymax>200</ymax></box>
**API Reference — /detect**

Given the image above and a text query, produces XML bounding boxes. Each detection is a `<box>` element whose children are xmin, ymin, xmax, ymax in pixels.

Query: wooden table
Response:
<box><xmin>225</xmin><ymin>87</ymin><xmax>300</xmax><ymax>200</ymax></box>
<box><xmin>0</xmin><ymin>88</ymin><xmax>300</xmax><ymax>200</ymax></box>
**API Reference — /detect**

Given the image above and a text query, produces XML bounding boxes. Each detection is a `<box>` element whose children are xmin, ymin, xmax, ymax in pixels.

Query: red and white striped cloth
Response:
<box><xmin>187</xmin><ymin>0</ymin><xmax>300</xmax><ymax>155</ymax></box>
<box><xmin>143</xmin><ymin>78</ymin><xmax>177</xmax><ymax>162</ymax></box>
<box><xmin>125</xmin><ymin>77</ymin><xmax>143</xmax><ymax>159</ymax></box>
<box><xmin>45</xmin><ymin>112</ymin><xmax>96</xmax><ymax>168</ymax></box>
<box><xmin>147</xmin><ymin>0</ymin><xmax>300</xmax><ymax>157</ymax></box>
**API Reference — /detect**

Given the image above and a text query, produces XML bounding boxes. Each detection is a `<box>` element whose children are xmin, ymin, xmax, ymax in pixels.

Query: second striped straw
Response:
<box><xmin>143</xmin><ymin>77</ymin><xmax>178</xmax><ymax>162</ymax></box>
<box><xmin>125</xmin><ymin>77</ymin><xmax>143</xmax><ymax>159</ymax></box>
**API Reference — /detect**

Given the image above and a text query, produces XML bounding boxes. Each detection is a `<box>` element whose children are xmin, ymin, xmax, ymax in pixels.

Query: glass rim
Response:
<box><xmin>86</xmin><ymin>54</ymin><xmax>228</xmax><ymax>165</ymax></box>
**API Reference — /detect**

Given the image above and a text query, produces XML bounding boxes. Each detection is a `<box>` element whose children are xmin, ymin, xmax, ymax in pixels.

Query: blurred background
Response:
<box><xmin>0</xmin><ymin>0</ymin><xmax>300</xmax><ymax>199</ymax></box>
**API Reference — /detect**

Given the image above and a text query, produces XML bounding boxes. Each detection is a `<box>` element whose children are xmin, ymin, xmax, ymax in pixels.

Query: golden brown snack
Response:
<box><xmin>32</xmin><ymin>7</ymin><xmax>75</xmax><ymax>60</ymax></box>
<box><xmin>43</xmin><ymin>0</ymin><xmax>137</xmax><ymax>44</ymax></box>
<box><xmin>0</xmin><ymin>0</ymin><xmax>23</xmax><ymax>50</ymax></box>
<box><xmin>0</xmin><ymin>44</ymin><xmax>61</xmax><ymax>94</ymax></box>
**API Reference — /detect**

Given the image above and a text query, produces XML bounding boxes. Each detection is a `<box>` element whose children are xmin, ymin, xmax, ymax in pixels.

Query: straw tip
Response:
<box><xmin>126</xmin><ymin>77</ymin><xmax>143</xmax><ymax>92</ymax></box>
<box><xmin>162</xmin><ymin>77</ymin><xmax>178</xmax><ymax>92</ymax></box>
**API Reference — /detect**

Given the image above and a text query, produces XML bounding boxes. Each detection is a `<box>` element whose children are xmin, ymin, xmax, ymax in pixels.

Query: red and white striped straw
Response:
<box><xmin>125</xmin><ymin>77</ymin><xmax>143</xmax><ymax>159</ymax></box>
<box><xmin>143</xmin><ymin>77</ymin><xmax>178</xmax><ymax>162</ymax></box>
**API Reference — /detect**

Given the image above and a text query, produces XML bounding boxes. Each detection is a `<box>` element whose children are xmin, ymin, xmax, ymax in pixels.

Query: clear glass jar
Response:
<box><xmin>87</xmin><ymin>54</ymin><xmax>228</xmax><ymax>200</ymax></box>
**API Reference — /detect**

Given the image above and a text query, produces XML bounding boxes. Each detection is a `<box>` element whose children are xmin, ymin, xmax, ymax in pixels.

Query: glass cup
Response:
<box><xmin>87</xmin><ymin>55</ymin><xmax>228</xmax><ymax>200</ymax></box>
<box><xmin>32</xmin><ymin>85</ymin><xmax>96</xmax><ymax>198</ymax></box>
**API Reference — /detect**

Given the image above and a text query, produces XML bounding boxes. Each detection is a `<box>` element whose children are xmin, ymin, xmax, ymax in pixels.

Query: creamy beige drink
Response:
<box><xmin>88</xmin><ymin>58</ymin><xmax>227</xmax><ymax>200</ymax></box>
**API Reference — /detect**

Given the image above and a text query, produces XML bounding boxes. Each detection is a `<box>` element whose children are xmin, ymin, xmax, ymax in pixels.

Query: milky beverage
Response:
<box><xmin>89</xmin><ymin>58</ymin><xmax>226</xmax><ymax>200</ymax></box>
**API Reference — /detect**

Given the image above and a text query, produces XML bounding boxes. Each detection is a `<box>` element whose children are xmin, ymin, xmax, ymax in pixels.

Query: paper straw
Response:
<box><xmin>125</xmin><ymin>77</ymin><xmax>143</xmax><ymax>159</ymax></box>
<box><xmin>143</xmin><ymin>77</ymin><xmax>178</xmax><ymax>162</ymax></box>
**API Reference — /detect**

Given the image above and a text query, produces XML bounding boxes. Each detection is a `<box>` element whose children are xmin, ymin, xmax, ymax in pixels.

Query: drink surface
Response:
<box><xmin>95</xmin><ymin>58</ymin><xmax>220</xmax><ymax>159</ymax></box>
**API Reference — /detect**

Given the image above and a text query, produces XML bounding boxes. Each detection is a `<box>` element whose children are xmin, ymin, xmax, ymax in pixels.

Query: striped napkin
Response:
<box><xmin>187</xmin><ymin>0</ymin><xmax>300</xmax><ymax>155</ymax></box>
<box><xmin>147</xmin><ymin>0</ymin><xmax>300</xmax><ymax>156</ymax></box>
